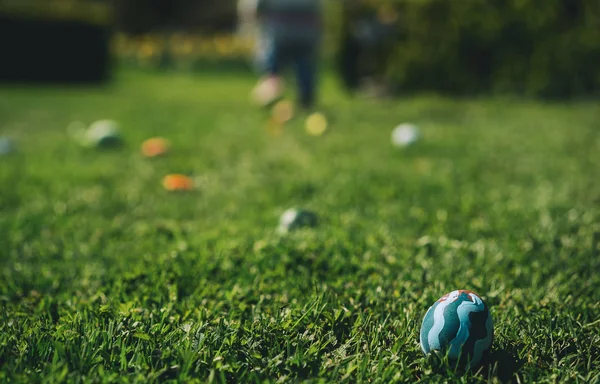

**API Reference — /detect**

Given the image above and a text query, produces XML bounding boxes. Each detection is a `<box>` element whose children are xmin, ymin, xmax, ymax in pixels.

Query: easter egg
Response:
<box><xmin>142</xmin><ymin>137</ymin><xmax>170</xmax><ymax>157</ymax></box>
<box><xmin>391</xmin><ymin>123</ymin><xmax>420</xmax><ymax>147</ymax></box>
<box><xmin>278</xmin><ymin>208</ymin><xmax>318</xmax><ymax>233</ymax></box>
<box><xmin>0</xmin><ymin>137</ymin><xmax>16</xmax><ymax>155</ymax></box>
<box><xmin>84</xmin><ymin>120</ymin><xmax>122</xmax><ymax>148</ymax></box>
<box><xmin>420</xmin><ymin>290</ymin><xmax>493</xmax><ymax>369</ymax></box>
<box><xmin>305</xmin><ymin>112</ymin><xmax>328</xmax><ymax>136</ymax></box>
<box><xmin>162</xmin><ymin>174</ymin><xmax>194</xmax><ymax>191</ymax></box>
<box><xmin>272</xmin><ymin>100</ymin><xmax>294</xmax><ymax>124</ymax></box>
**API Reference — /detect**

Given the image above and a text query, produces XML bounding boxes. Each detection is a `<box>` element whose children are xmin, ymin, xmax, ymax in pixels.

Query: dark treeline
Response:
<box><xmin>112</xmin><ymin>0</ymin><xmax>238</xmax><ymax>34</ymax></box>
<box><xmin>0</xmin><ymin>0</ymin><xmax>238</xmax><ymax>83</ymax></box>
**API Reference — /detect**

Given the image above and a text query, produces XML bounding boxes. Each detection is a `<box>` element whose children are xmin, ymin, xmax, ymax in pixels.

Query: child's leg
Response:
<box><xmin>261</xmin><ymin>35</ymin><xmax>280</xmax><ymax>75</ymax></box>
<box><xmin>253</xmin><ymin>35</ymin><xmax>285</xmax><ymax>106</ymax></box>
<box><xmin>294</xmin><ymin>45</ymin><xmax>317</xmax><ymax>109</ymax></box>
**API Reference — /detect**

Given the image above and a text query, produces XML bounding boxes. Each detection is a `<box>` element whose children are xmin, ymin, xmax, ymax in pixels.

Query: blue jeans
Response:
<box><xmin>259</xmin><ymin>37</ymin><xmax>318</xmax><ymax>108</ymax></box>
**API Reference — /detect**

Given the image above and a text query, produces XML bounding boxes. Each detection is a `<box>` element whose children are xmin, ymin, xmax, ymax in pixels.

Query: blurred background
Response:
<box><xmin>1</xmin><ymin>3</ymin><xmax>599</xmax><ymax>381</ymax></box>
<box><xmin>1</xmin><ymin>0</ymin><xmax>598</xmax><ymax>98</ymax></box>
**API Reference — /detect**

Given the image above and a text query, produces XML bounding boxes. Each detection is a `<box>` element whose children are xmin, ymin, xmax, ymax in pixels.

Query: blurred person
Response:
<box><xmin>337</xmin><ymin>1</ymin><xmax>397</xmax><ymax>97</ymax></box>
<box><xmin>251</xmin><ymin>0</ymin><xmax>323</xmax><ymax>110</ymax></box>
<box><xmin>337</xmin><ymin>1</ymin><xmax>362</xmax><ymax>93</ymax></box>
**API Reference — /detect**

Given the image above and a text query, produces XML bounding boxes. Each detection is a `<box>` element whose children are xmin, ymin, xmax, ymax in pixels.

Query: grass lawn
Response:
<box><xmin>0</xmin><ymin>69</ymin><xmax>599</xmax><ymax>383</ymax></box>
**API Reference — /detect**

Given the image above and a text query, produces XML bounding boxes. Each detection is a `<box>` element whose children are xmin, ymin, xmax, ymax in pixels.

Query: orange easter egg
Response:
<box><xmin>272</xmin><ymin>100</ymin><xmax>294</xmax><ymax>124</ymax></box>
<box><xmin>142</xmin><ymin>137</ymin><xmax>170</xmax><ymax>157</ymax></box>
<box><xmin>162</xmin><ymin>174</ymin><xmax>194</xmax><ymax>191</ymax></box>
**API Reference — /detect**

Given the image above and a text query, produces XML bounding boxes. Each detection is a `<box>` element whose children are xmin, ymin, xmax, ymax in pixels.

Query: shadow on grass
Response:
<box><xmin>480</xmin><ymin>346</ymin><xmax>526</xmax><ymax>383</ymax></box>
<box><xmin>422</xmin><ymin>344</ymin><xmax>526</xmax><ymax>382</ymax></box>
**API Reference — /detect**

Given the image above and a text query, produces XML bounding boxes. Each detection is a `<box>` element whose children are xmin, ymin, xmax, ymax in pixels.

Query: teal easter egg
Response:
<box><xmin>420</xmin><ymin>290</ymin><xmax>493</xmax><ymax>369</ymax></box>
<box><xmin>0</xmin><ymin>137</ymin><xmax>15</xmax><ymax>155</ymax></box>
<box><xmin>278</xmin><ymin>208</ymin><xmax>318</xmax><ymax>233</ymax></box>
<box><xmin>84</xmin><ymin>120</ymin><xmax>122</xmax><ymax>148</ymax></box>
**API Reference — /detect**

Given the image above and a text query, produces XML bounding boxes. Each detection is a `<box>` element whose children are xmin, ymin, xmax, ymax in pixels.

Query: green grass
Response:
<box><xmin>1</xmin><ymin>69</ymin><xmax>599</xmax><ymax>383</ymax></box>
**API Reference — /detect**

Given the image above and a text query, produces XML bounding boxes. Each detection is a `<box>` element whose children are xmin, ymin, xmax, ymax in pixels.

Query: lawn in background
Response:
<box><xmin>1</xmin><ymin>69</ymin><xmax>599</xmax><ymax>383</ymax></box>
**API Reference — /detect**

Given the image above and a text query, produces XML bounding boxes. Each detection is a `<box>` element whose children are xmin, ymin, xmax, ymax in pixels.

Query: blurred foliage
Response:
<box><xmin>113</xmin><ymin>0</ymin><xmax>237</xmax><ymax>34</ymax></box>
<box><xmin>340</xmin><ymin>0</ymin><xmax>600</xmax><ymax>98</ymax></box>
<box><xmin>0</xmin><ymin>0</ymin><xmax>112</xmax><ymax>26</ymax></box>
<box><xmin>5</xmin><ymin>0</ymin><xmax>597</xmax><ymax>97</ymax></box>
<box><xmin>111</xmin><ymin>33</ymin><xmax>255</xmax><ymax>71</ymax></box>
<box><xmin>0</xmin><ymin>0</ymin><xmax>112</xmax><ymax>83</ymax></box>
<box><xmin>0</xmin><ymin>0</ymin><xmax>237</xmax><ymax>33</ymax></box>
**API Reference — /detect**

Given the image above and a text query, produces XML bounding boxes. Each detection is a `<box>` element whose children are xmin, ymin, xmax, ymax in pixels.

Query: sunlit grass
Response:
<box><xmin>0</xmin><ymin>69</ymin><xmax>599</xmax><ymax>382</ymax></box>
